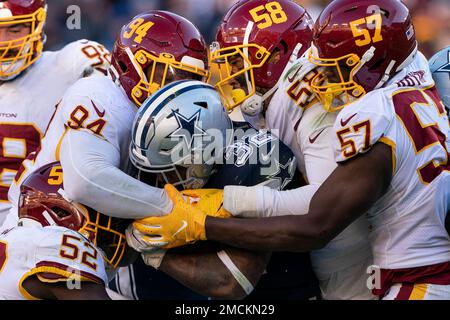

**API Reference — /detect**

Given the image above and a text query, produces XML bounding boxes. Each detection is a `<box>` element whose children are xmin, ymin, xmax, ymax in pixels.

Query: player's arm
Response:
<box><xmin>55</xmin><ymin>89</ymin><xmax>172</xmax><ymax>218</ymax></box>
<box><xmin>156</xmin><ymin>244</ymin><xmax>270</xmax><ymax>299</ymax></box>
<box><xmin>22</xmin><ymin>276</ymin><xmax>111</xmax><ymax>300</ymax></box>
<box><xmin>59</xmin><ymin>128</ymin><xmax>172</xmax><ymax>218</ymax></box>
<box><xmin>224</xmin><ymin>119</ymin><xmax>336</xmax><ymax>218</ymax></box>
<box><xmin>224</xmin><ymin>183</ymin><xmax>320</xmax><ymax>218</ymax></box>
<box><xmin>133</xmin><ymin>141</ymin><xmax>392</xmax><ymax>251</ymax></box>
<box><xmin>446</xmin><ymin>210</ymin><xmax>450</xmax><ymax>235</ymax></box>
<box><xmin>206</xmin><ymin>141</ymin><xmax>392</xmax><ymax>251</ymax></box>
<box><xmin>20</xmin><ymin>229</ymin><xmax>112</xmax><ymax>300</ymax></box>
<box><xmin>132</xmin><ymin>102</ymin><xmax>392</xmax><ymax>251</ymax></box>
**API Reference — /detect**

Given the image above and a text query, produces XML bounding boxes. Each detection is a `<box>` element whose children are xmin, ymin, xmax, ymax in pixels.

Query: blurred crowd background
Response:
<box><xmin>45</xmin><ymin>0</ymin><xmax>450</xmax><ymax>59</ymax></box>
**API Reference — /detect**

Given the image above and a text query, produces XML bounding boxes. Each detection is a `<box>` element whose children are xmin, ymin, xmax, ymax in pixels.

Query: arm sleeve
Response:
<box><xmin>224</xmin><ymin>109</ymin><xmax>336</xmax><ymax>219</ymax></box>
<box><xmin>223</xmin><ymin>184</ymin><xmax>320</xmax><ymax>218</ymax></box>
<box><xmin>59</xmin><ymin>129</ymin><xmax>173</xmax><ymax>218</ymax></box>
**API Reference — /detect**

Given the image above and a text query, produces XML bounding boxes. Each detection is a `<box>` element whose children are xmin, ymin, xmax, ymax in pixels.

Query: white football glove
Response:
<box><xmin>126</xmin><ymin>225</ymin><xmax>167</xmax><ymax>269</ymax></box>
<box><xmin>126</xmin><ymin>224</ymin><xmax>159</xmax><ymax>252</ymax></box>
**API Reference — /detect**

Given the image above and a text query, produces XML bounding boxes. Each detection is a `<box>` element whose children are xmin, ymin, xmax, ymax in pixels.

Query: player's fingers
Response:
<box><xmin>142</xmin><ymin>236</ymin><xmax>169</xmax><ymax>248</ymax></box>
<box><xmin>133</xmin><ymin>221</ymin><xmax>161</xmax><ymax>235</ymax></box>
<box><xmin>125</xmin><ymin>226</ymin><xmax>155</xmax><ymax>252</ymax></box>
<box><xmin>164</xmin><ymin>184</ymin><xmax>186</xmax><ymax>202</ymax></box>
<box><xmin>181</xmin><ymin>189</ymin><xmax>199</xmax><ymax>198</ymax></box>
<box><xmin>215</xmin><ymin>207</ymin><xmax>232</xmax><ymax>218</ymax></box>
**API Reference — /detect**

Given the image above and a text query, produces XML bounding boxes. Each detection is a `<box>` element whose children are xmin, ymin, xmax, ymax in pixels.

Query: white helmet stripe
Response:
<box><xmin>243</xmin><ymin>21</ymin><xmax>254</xmax><ymax>92</ymax></box>
<box><xmin>125</xmin><ymin>47</ymin><xmax>148</xmax><ymax>82</ymax></box>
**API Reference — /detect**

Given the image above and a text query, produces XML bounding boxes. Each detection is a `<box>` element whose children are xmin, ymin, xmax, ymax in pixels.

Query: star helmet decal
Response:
<box><xmin>169</xmin><ymin>109</ymin><xmax>209</xmax><ymax>152</ymax></box>
<box><xmin>268</xmin><ymin>158</ymin><xmax>296</xmax><ymax>190</ymax></box>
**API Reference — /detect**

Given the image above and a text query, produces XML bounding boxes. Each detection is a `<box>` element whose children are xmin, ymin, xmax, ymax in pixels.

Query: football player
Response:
<box><xmin>132</xmin><ymin>0</ymin><xmax>450</xmax><ymax>300</ymax></box>
<box><xmin>131</xmin><ymin>0</ymin><xmax>374</xmax><ymax>300</ymax></box>
<box><xmin>429</xmin><ymin>46</ymin><xmax>450</xmax><ymax>116</ymax></box>
<box><xmin>2</xmin><ymin>10</ymin><xmax>247</xmax><ymax>299</ymax></box>
<box><xmin>115</xmin><ymin>81</ymin><xmax>320</xmax><ymax>300</ymax></box>
<box><xmin>0</xmin><ymin>0</ymin><xmax>110</xmax><ymax>225</ymax></box>
<box><xmin>208</xmin><ymin>0</ymin><xmax>374</xmax><ymax>300</ymax></box>
<box><xmin>429</xmin><ymin>46</ymin><xmax>450</xmax><ymax>235</ymax></box>
<box><xmin>0</xmin><ymin>162</ymin><xmax>135</xmax><ymax>299</ymax></box>
<box><xmin>3</xmin><ymin>10</ymin><xmax>209</xmax><ymax>233</ymax></box>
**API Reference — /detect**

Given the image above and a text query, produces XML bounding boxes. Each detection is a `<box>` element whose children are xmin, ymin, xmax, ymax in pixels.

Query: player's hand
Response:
<box><xmin>126</xmin><ymin>224</ymin><xmax>153</xmax><ymax>252</ymax></box>
<box><xmin>125</xmin><ymin>226</ymin><xmax>167</xmax><ymax>269</ymax></box>
<box><xmin>181</xmin><ymin>188</ymin><xmax>231</xmax><ymax>218</ymax></box>
<box><xmin>132</xmin><ymin>184</ymin><xmax>209</xmax><ymax>249</ymax></box>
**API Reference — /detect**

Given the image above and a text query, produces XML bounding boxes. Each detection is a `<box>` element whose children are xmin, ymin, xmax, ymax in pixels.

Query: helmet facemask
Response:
<box><xmin>76</xmin><ymin>203</ymin><xmax>128</xmax><ymax>269</ymax></box>
<box><xmin>130</xmin><ymin>140</ymin><xmax>215</xmax><ymax>191</ymax></box>
<box><xmin>0</xmin><ymin>6</ymin><xmax>46</xmax><ymax>81</ymax></box>
<box><xmin>308</xmin><ymin>46</ymin><xmax>367</xmax><ymax>112</ymax></box>
<box><xmin>128</xmin><ymin>49</ymin><xmax>209</xmax><ymax>106</ymax></box>
<box><xmin>210</xmin><ymin>42</ymin><xmax>271</xmax><ymax>112</ymax></box>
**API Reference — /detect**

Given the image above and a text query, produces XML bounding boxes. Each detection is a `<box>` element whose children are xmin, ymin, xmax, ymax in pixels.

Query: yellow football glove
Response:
<box><xmin>181</xmin><ymin>188</ymin><xmax>231</xmax><ymax>218</ymax></box>
<box><xmin>132</xmin><ymin>184</ymin><xmax>208</xmax><ymax>249</ymax></box>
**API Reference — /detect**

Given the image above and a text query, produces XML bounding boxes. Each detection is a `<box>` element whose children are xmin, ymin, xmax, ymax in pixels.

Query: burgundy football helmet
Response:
<box><xmin>18</xmin><ymin>162</ymin><xmax>127</xmax><ymax>268</ymax></box>
<box><xmin>309</xmin><ymin>0</ymin><xmax>418</xmax><ymax>111</ymax></box>
<box><xmin>110</xmin><ymin>10</ymin><xmax>209</xmax><ymax>106</ymax></box>
<box><xmin>210</xmin><ymin>0</ymin><xmax>313</xmax><ymax>112</ymax></box>
<box><xmin>0</xmin><ymin>0</ymin><xmax>47</xmax><ymax>81</ymax></box>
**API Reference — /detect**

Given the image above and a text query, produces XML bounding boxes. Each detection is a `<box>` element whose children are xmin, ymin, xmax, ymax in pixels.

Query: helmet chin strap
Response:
<box><xmin>240</xmin><ymin>84</ymin><xmax>279</xmax><ymax>116</ymax></box>
<box><xmin>240</xmin><ymin>43</ymin><xmax>304</xmax><ymax>116</ymax></box>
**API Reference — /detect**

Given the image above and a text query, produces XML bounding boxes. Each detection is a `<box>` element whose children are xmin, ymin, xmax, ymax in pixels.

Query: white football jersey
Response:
<box><xmin>0</xmin><ymin>40</ymin><xmax>110</xmax><ymax>221</ymax></box>
<box><xmin>333</xmin><ymin>51</ymin><xmax>450</xmax><ymax>269</ymax></box>
<box><xmin>0</xmin><ymin>226</ymin><xmax>107</xmax><ymax>300</ymax></box>
<box><xmin>263</xmin><ymin>54</ymin><xmax>374</xmax><ymax>299</ymax></box>
<box><xmin>6</xmin><ymin>74</ymin><xmax>137</xmax><ymax>228</ymax></box>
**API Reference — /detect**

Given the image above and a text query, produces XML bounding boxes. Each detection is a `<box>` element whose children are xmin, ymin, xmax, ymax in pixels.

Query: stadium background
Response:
<box><xmin>45</xmin><ymin>0</ymin><xmax>450</xmax><ymax>59</ymax></box>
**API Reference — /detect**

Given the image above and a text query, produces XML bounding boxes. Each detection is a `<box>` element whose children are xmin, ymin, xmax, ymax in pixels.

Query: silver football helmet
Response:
<box><xmin>130</xmin><ymin>80</ymin><xmax>233</xmax><ymax>189</ymax></box>
<box><xmin>429</xmin><ymin>46</ymin><xmax>450</xmax><ymax>114</ymax></box>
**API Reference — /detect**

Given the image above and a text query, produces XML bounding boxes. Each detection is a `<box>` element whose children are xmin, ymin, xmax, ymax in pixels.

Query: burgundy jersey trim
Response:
<box><xmin>374</xmin><ymin>261</ymin><xmax>450</xmax><ymax>297</ymax></box>
<box><xmin>35</xmin><ymin>261</ymin><xmax>104</xmax><ymax>285</ymax></box>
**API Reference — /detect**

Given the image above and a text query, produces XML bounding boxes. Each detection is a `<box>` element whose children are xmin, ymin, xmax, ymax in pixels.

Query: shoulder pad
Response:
<box><xmin>59</xmin><ymin>39</ymin><xmax>111</xmax><ymax>78</ymax></box>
